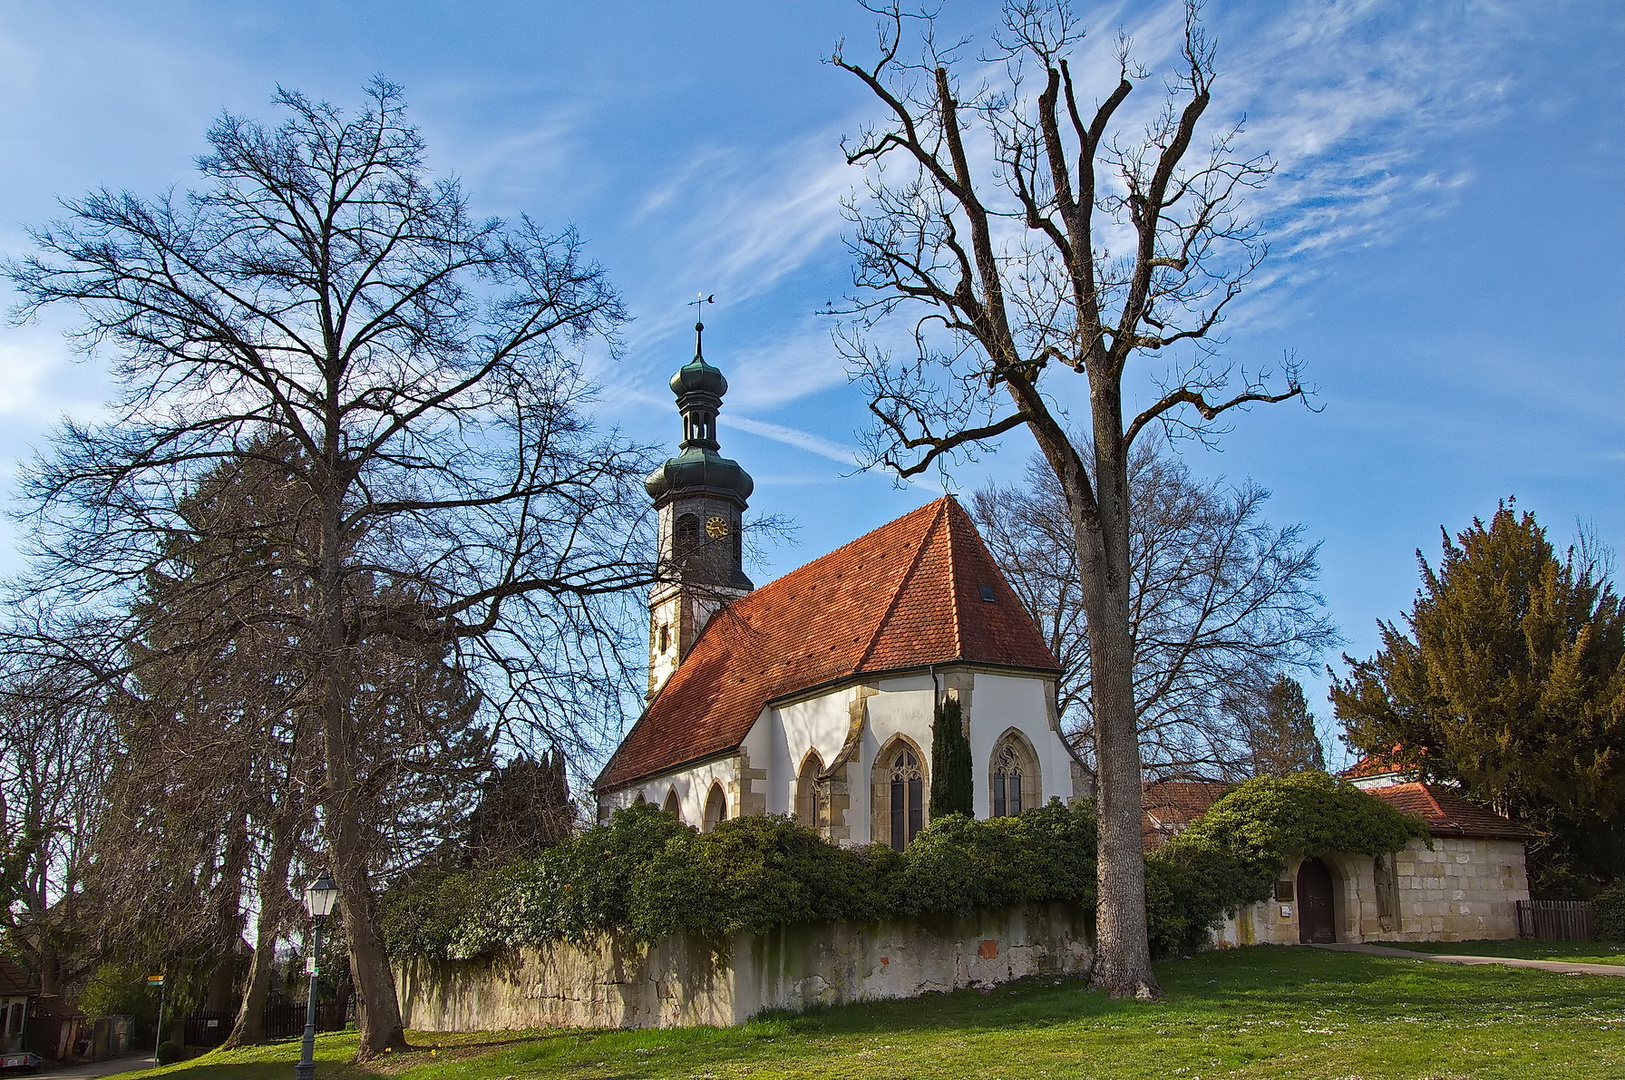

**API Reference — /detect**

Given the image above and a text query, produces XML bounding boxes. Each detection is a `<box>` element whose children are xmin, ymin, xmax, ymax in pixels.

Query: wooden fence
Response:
<box><xmin>1516</xmin><ymin>899</ymin><xmax>1594</xmax><ymax>941</ymax></box>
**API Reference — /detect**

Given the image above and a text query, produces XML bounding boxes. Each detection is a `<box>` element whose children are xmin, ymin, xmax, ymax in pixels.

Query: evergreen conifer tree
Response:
<box><xmin>1332</xmin><ymin>503</ymin><xmax>1625</xmax><ymax>894</ymax></box>
<box><xmin>1233</xmin><ymin>674</ymin><xmax>1326</xmax><ymax>777</ymax></box>
<box><xmin>930</xmin><ymin>697</ymin><xmax>975</xmax><ymax>819</ymax></box>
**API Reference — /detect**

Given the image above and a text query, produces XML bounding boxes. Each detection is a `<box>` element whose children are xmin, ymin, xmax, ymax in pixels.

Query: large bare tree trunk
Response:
<box><xmin>223</xmin><ymin>818</ymin><xmax>297</xmax><ymax>1049</ymax></box>
<box><xmin>835</xmin><ymin>2</ymin><xmax>1300</xmax><ymax>999</ymax></box>
<box><xmin>317</xmin><ymin>492</ymin><xmax>408</xmax><ymax>1058</ymax></box>
<box><xmin>1084</xmin><ymin>410</ymin><xmax>1157</xmax><ymax>998</ymax></box>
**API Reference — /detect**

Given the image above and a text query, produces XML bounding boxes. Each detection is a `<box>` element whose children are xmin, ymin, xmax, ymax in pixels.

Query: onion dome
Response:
<box><xmin>670</xmin><ymin>356</ymin><xmax>727</xmax><ymax>398</ymax></box>
<box><xmin>644</xmin><ymin>446</ymin><xmax>755</xmax><ymax>503</ymax></box>
<box><xmin>644</xmin><ymin>321</ymin><xmax>753</xmax><ymax>506</ymax></box>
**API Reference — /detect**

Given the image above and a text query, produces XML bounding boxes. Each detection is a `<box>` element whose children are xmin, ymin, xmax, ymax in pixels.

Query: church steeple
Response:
<box><xmin>644</xmin><ymin>320</ymin><xmax>754</xmax><ymax>699</ymax></box>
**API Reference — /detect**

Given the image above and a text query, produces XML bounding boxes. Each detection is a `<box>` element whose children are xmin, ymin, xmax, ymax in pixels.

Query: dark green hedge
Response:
<box><xmin>385</xmin><ymin>799</ymin><xmax>1097</xmax><ymax>960</ymax></box>
<box><xmin>383</xmin><ymin>771</ymin><xmax>1426</xmax><ymax>962</ymax></box>
<box><xmin>1595</xmin><ymin>883</ymin><xmax>1625</xmax><ymax>942</ymax></box>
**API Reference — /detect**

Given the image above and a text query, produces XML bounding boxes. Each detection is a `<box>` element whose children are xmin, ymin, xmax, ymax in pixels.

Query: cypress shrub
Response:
<box><xmin>929</xmin><ymin>696</ymin><xmax>974</xmax><ymax>818</ymax></box>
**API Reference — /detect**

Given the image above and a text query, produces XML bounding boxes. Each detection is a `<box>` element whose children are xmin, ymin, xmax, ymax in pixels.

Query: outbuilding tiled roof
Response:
<box><xmin>1365</xmin><ymin>782</ymin><xmax>1536</xmax><ymax>841</ymax></box>
<box><xmin>595</xmin><ymin>497</ymin><xmax>1060</xmax><ymax>792</ymax></box>
<box><xmin>1141</xmin><ymin>779</ymin><xmax>1231</xmax><ymax>851</ymax></box>
<box><xmin>0</xmin><ymin>956</ymin><xmax>39</xmax><ymax>997</ymax></box>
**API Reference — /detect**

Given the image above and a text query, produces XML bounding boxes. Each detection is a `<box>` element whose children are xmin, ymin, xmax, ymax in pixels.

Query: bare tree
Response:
<box><xmin>0</xmin><ymin>665</ymin><xmax>113</xmax><ymax>998</ymax></box>
<box><xmin>973</xmin><ymin>439</ymin><xmax>1337</xmax><ymax>779</ymax></box>
<box><xmin>832</xmin><ymin>1</ymin><xmax>1303</xmax><ymax>996</ymax></box>
<box><xmin>6</xmin><ymin>81</ymin><xmax>650</xmax><ymax>1055</ymax></box>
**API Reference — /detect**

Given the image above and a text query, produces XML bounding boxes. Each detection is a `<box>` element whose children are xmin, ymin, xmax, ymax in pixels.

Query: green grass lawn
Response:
<box><xmin>1384</xmin><ymin>938</ymin><xmax>1625</xmax><ymax>966</ymax></box>
<box><xmin>127</xmin><ymin>945</ymin><xmax>1623</xmax><ymax>1080</ymax></box>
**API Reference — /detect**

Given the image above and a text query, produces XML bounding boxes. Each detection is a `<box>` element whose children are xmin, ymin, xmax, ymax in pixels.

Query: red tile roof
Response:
<box><xmin>1342</xmin><ymin>747</ymin><xmax>1422</xmax><ymax>780</ymax></box>
<box><xmin>1366</xmin><ymin>782</ymin><xmax>1535</xmax><ymax>841</ymax></box>
<box><xmin>1141</xmin><ymin>780</ymin><xmax>1230</xmax><ymax>851</ymax></box>
<box><xmin>595</xmin><ymin>497</ymin><xmax>1060</xmax><ymax>791</ymax></box>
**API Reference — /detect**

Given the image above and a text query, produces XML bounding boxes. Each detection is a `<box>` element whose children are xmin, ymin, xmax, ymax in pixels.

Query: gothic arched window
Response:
<box><xmin>796</xmin><ymin>751</ymin><xmax>825</xmax><ymax>831</ymax></box>
<box><xmin>663</xmin><ymin>786</ymin><xmax>682</xmax><ymax>823</ymax></box>
<box><xmin>887</xmin><ymin>744</ymin><xmax>925</xmax><ymax>850</ymax></box>
<box><xmin>990</xmin><ymin>731</ymin><xmax>1040</xmax><ymax>817</ymax></box>
<box><xmin>702</xmin><ymin>782</ymin><xmax>727</xmax><ymax>833</ymax></box>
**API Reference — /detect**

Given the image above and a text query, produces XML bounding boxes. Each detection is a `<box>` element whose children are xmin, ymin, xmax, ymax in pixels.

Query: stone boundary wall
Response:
<box><xmin>396</xmin><ymin>901</ymin><xmax>1094</xmax><ymax>1031</ymax></box>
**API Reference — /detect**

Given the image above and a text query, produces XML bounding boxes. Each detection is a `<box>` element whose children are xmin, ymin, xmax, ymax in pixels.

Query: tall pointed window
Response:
<box><xmin>663</xmin><ymin>786</ymin><xmax>682</xmax><ymax>823</ymax></box>
<box><xmin>702</xmin><ymin>782</ymin><xmax>727</xmax><ymax>833</ymax></box>
<box><xmin>796</xmin><ymin>751</ymin><xmax>826</xmax><ymax>832</ymax></box>
<box><xmin>888</xmin><ymin>745</ymin><xmax>925</xmax><ymax>850</ymax></box>
<box><xmin>989</xmin><ymin>731</ymin><xmax>1040</xmax><ymax>818</ymax></box>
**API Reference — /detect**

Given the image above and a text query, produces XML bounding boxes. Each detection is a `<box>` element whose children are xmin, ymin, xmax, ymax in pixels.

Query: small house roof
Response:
<box><xmin>1365</xmin><ymin>782</ymin><xmax>1536</xmax><ymax>842</ymax></box>
<box><xmin>596</xmin><ymin>496</ymin><xmax>1061</xmax><ymax>792</ymax></box>
<box><xmin>1141</xmin><ymin>779</ymin><xmax>1230</xmax><ymax>851</ymax></box>
<box><xmin>0</xmin><ymin>956</ymin><xmax>39</xmax><ymax>997</ymax></box>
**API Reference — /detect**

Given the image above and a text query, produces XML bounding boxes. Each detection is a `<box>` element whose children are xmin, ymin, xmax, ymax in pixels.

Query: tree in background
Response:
<box><xmin>973</xmin><ymin>441</ymin><xmax>1336</xmax><ymax>779</ymax></box>
<box><xmin>5</xmin><ymin>81</ymin><xmax>649</xmax><ymax>1056</ymax></box>
<box><xmin>1332</xmin><ymin>503</ymin><xmax>1625</xmax><ymax>895</ymax></box>
<box><xmin>833</xmin><ymin>0</ymin><xmax>1305</xmax><ymax>998</ymax></box>
<box><xmin>462</xmin><ymin>754</ymin><xmax>578</xmax><ymax>866</ymax></box>
<box><xmin>0</xmin><ymin>666</ymin><xmax>112</xmax><ymax>998</ymax></box>
<box><xmin>1227</xmin><ymin>673</ymin><xmax>1326</xmax><ymax>778</ymax></box>
<box><xmin>929</xmin><ymin>697</ymin><xmax>974</xmax><ymax>819</ymax></box>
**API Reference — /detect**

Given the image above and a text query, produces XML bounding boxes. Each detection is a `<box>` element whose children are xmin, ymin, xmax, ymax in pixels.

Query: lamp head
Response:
<box><xmin>304</xmin><ymin>871</ymin><xmax>339</xmax><ymax>919</ymax></box>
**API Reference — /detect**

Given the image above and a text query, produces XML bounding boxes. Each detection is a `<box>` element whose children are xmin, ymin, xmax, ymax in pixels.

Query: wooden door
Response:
<box><xmin>1297</xmin><ymin>857</ymin><xmax>1337</xmax><ymax>943</ymax></box>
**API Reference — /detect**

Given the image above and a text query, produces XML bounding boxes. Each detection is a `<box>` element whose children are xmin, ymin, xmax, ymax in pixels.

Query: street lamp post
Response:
<box><xmin>294</xmin><ymin>871</ymin><xmax>339</xmax><ymax>1080</ymax></box>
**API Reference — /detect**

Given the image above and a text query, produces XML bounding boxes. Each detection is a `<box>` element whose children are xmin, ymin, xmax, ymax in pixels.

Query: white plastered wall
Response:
<box><xmin>762</xmin><ymin>687</ymin><xmax>866</xmax><ymax>816</ymax></box>
<box><xmin>964</xmin><ymin>671</ymin><xmax>1076</xmax><ymax>817</ymax></box>
<box><xmin>750</xmin><ymin>666</ymin><xmax>1079</xmax><ymax>847</ymax></box>
<box><xmin>597</xmin><ymin>754</ymin><xmax>742</xmax><ymax>828</ymax></box>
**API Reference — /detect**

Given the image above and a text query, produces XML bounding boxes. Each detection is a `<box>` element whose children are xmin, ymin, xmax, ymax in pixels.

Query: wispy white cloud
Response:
<box><xmin>720</xmin><ymin>414</ymin><xmax>858</xmax><ymax>466</ymax></box>
<box><xmin>1211</xmin><ymin>0</ymin><xmax>1526</xmax><ymax>305</ymax></box>
<box><xmin>619</xmin><ymin>129</ymin><xmax>855</xmax><ymax>354</ymax></box>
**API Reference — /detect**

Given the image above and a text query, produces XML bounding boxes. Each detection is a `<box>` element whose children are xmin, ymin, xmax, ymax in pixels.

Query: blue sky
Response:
<box><xmin>1</xmin><ymin>1</ymin><xmax>1620</xmax><ymax>765</ymax></box>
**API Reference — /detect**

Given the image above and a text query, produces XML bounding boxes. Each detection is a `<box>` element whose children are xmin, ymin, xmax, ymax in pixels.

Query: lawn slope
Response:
<box><xmin>127</xmin><ymin>945</ymin><xmax>1623</xmax><ymax>1080</ymax></box>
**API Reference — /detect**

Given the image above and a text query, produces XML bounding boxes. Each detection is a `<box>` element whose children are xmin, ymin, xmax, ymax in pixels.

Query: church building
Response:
<box><xmin>593</xmin><ymin>326</ymin><xmax>1089</xmax><ymax>845</ymax></box>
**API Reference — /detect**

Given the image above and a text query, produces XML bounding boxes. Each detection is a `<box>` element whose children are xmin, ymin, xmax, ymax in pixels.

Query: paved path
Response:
<box><xmin>23</xmin><ymin>1052</ymin><xmax>153</xmax><ymax>1079</ymax></box>
<box><xmin>1315</xmin><ymin>942</ymin><xmax>1625</xmax><ymax>977</ymax></box>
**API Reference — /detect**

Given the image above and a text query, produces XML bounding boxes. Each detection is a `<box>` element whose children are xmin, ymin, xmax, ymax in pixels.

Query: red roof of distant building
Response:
<box><xmin>1141</xmin><ymin>779</ymin><xmax>1231</xmax><ymax>851</ymax></box>
<box><xmin>0</xmin><ymin>956</ymin><xmax>39</xmax><ymax>997</ymax></box>
<box><xmin>1366</xmin><ymin>782</ymin><xmax>1535</xmax><ymax>841</ymax></box>
<box><xmin>1342</xmin><ymin>747</ymin><xmax>1421</xmax><ymax>780</ymax></box>
<box><xmin>595</xmin><ymin>497</ymin><xmax>1061</xmax><ymax>791</ymax></box>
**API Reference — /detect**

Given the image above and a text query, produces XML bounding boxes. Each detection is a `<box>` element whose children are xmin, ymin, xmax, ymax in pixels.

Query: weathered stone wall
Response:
<box><xmin>1376</xmin><ymin>836</ymin><xmax>1529</xmax><ymax>941</ymax></box>
<box><xmin>396</xmin><ymin>901</ymin><xmax>1094</xmax><ymax>1031</ymax></box>
<box><xmin>1217</xmin><ymin>837</ymin><xmax>1529</xmax><ymax>947</ymax></box>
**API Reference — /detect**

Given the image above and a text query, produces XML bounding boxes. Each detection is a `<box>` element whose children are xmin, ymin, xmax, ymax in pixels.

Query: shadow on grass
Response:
<box><xmin>732</xmin><ymin>943</ymin><xmax>1624</xmax><ymax>1041</ymax></box>
<box><xmin>134</xmin><ymin>947</ymin><xmax>1625</xmax><ymax>1080</ymax></box>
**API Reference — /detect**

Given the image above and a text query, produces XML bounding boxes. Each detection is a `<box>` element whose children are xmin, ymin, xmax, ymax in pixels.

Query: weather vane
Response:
<box><xmin>689</xmin><ymin>293</ymin><xmax>715</xmax><ymax>356</ymax></box>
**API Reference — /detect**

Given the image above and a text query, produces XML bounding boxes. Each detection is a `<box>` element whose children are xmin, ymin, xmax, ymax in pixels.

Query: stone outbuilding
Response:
<box><xmin>1144</xmin><ymin>767</ymin><xmax>1534</xmax><ymax>947</ymax></box>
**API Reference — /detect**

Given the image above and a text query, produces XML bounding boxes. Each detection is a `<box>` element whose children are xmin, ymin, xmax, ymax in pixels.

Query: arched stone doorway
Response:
<box><xmin>1297</xmin><ymin>856</ymin><xmax>1337</xmax><ymax>943</ymax></box>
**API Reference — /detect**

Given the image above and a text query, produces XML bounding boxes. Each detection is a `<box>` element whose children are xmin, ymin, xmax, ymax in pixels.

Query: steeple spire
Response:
<box><xmin>644</xmin><ymin>312</ymin><xmax>754</xmax><ymax>699</ymax></box>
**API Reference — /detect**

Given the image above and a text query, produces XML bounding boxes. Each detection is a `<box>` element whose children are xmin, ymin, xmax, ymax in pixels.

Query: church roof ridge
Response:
<box><xmin>595</xmin><ymin>494</ymin><xmax>1058</xmax><ymax>793</ymax></box>
<box><xmin>852</xmin><ymin>499</ymin><xmax>951</xmax><ymax>672</ymax></box>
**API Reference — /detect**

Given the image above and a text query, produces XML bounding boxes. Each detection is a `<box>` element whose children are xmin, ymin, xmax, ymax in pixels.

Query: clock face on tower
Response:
<box><xmin>705</xmin><ymin>515</ymin><xmax>730</xmax><ymax>540</ymax></box>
